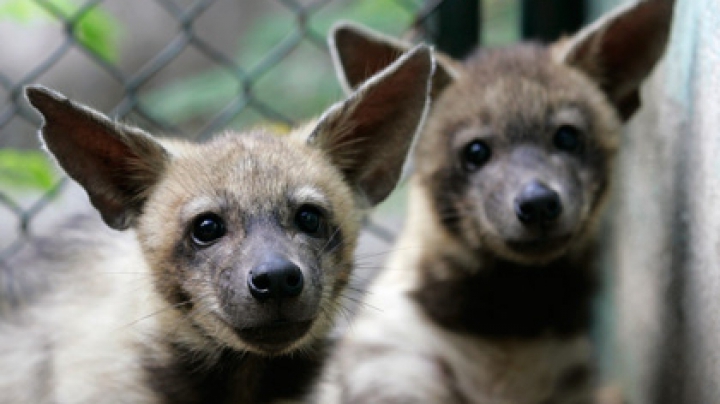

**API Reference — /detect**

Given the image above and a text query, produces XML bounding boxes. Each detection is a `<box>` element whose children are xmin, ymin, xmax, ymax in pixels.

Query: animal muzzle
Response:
<box><xmin>247</xmin><ymin>253</ymin><xmax>304</xmax><ymax>300</ymax></box>
<box><xmin>218</xmin><ymin>247</ymin><xmax>321</xmax><ymax>353</ymax></box>
<box><xmin>514</xmin><ymin>180</ymin><xmax>563</xmax><ymax>226</ymax></box>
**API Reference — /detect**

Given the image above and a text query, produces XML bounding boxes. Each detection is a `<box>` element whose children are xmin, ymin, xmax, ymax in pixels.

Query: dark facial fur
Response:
<box><xmin>417</xmin><ymin>44</ymin><xmax>620</xmax><ymax>264</ymax></box>
<box><xmin>407</xmin><ymin>44</ymin><xmax>629</xmax><ymax>340</ymax></box>
<box><xmin>331</xmin><ymin>1</ymin><xmax>673</xmax><ymax>267</ymax></box>
<box><xmin>314</xmin><ymin>6</ymin><xmax>673</xmax><ymax>403</ymax></box>
<box><xmin>412</xmin><ymin>49</ymin><xmax>616</xmax><ymax>333</ymax></box>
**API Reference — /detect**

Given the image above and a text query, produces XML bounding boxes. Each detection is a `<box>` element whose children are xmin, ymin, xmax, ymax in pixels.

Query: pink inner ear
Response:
<box><xmin>317</xmin><ymin>46</ymin><xmax>432</xmax><ymax>206</ymax></box>
<box><xmin>42</xmin><ymin>119</ymin><xmax>149</xmax><ymax>229</ymax></box>
<box><xmin>335</xmin><ymin>28</ymin><xmax>405</xmax><ymax>90</ymax></box>
<box><xmin>29</xmin><ymin>88</ymin><xmax>169</xmax><ymax>230</ymax></box>
<box><xmin>563</xmin><ymin>1</ymin><xmax>673</xmax><ymax>120</ymax></box>
<box><xmin>599</xmin><ymin>2</ymin><xmax>671</xmax><ymax>84</ymax></box>
<box><xmin>331</xmin><ymin>54</ymin><xmax>426</xmax><ymax>169</ymax></box>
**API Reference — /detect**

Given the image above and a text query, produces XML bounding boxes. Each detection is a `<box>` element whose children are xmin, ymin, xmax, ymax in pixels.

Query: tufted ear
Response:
<box><xmin>554</xmin><ymin>0</ymin><xmax>674</xmax><ymax>121</ymax></box>
<box><xmin>329</xmin><ymin>21</ymin><xmax>456</xmax><ymax>98</ymax></box>
<box><xmin>26</xmin><ymin>86</ymin><xmax>169</xmax><ymax>230</ymax></box>
<box><xmin>308</xmin><ymin>45</ymin><xmax>434</xmax><ymax>207</ymax></box>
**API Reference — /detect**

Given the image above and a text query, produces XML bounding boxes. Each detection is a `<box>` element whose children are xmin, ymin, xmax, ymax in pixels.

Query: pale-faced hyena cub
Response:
<box><xmin>315</xmin><ymin>1</ymin><xmax>674</xmax><ymax>403</ymax></box>
<box><xmin>0</xmin><ymin>45</ymin><xmax>433</xmax><ymax>404</ymax></box>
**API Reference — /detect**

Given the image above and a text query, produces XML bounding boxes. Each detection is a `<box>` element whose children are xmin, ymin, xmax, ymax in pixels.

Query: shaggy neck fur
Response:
<box><xmin>143</xmin><ymin>337</ymin><xmax>330</xmax><ymax>404</ymax></box>
<box><xmin>408</xmin><ymin>182</ymin><xmax>598</xmax><ymax>340</ymax></box>
<box><xmin>412</xmin><ymin>247</ymin><xmax>597</xmax><ymax>339</ymax></box>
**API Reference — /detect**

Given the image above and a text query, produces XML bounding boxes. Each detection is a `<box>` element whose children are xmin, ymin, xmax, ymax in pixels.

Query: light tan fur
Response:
<box><xmin>315</xmin><ymin>1</ymin><xmax>674</xmax><ymax>403</ymax></box>
<box><xmin>317</xmin><ymin>184</ymin><xmax>593</xmax><ymax>403</ymax></box>
<box><xmin>0</xmin><ymin>45</ymin><xmax>434</xmax><ymax>404</ymax></box>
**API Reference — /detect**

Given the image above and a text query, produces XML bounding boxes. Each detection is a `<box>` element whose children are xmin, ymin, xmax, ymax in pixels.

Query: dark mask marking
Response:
<box><xmin>412</xmin><ymin>252</ymin><xmax>597</xmax><ymax>339</ymax></box>
<box><xmin>145</xmin><ymin>338</ymin><xmax>332</xmax><ymax>404</ymax></box>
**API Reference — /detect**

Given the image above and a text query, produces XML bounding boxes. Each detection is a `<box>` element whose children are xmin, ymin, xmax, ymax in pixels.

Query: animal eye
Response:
<box><xmin>461</xmin><ymin>140</ymin><xmax>492</xmax><ymax>171</ymax></box>
<box><xmin>295</xmin><ymin>205</ymin><xmax>324</xmax><ymax>236</ymax></box>
<box><xmin>191</xmin><ymin>213</ymin><xmax>226</xmax><ymax>246</ymax></box>
<box><xmin>553</xmin><ymin>125</ymin><xmax>583</xmax><ymax>153</ymax></box>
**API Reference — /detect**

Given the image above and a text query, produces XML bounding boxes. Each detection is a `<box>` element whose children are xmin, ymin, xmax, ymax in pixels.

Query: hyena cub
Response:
<box><xmin>316</xmin><ymin>1</ymin><xmax>673</xmax><ymax>403</ymax></box>
<box><xmin>0</xmin><ymin>46</ymin><xmax>433</xmax><ymax>404</ymax></box>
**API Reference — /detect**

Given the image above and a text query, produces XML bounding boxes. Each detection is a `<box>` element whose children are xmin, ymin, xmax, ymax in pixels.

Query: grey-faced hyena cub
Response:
<box><xmin>315</xmin><ymin>1</ymin><xmax>673</xmax><ymax>403</ymax></box>
<box><xmin>0</xmin><ymin>45</ymin><xmax>433</xmax><ymax>404</ymax></box>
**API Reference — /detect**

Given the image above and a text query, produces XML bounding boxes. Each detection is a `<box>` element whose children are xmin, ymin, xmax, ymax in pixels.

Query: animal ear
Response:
<box><xmin>329</xmin><ymin>22</ymin><xmax>456</xmax><ymax>98</ymax></box>
<box><xmin>25</xmin><ymin>86</ymin><xmax>169</xmax><ymax>230</ymax></box>
<box><xmin>555</xmin><ymin>0</ymin><xmax>674</xmax><ymax>121</ymax></box>
<box><xmin>308</xmin><ymin>45</ymin><xmax>433</xmax><ymax>207</ymax></box>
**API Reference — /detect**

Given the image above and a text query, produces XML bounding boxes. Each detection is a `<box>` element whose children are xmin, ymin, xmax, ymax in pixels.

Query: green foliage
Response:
<box><xmin>0</xmin><ymin>149</ymin><xmax>57</xmax><ymax>192</ymax></box>
<box><xmin>0</xmin><ymin>0</ymin><xmax>45</xmax><ymax>22</ymax></box>
<box><xmin>0</xmin><ymin>0</ymin><xmax>120</xmax><ymax>62</ymax></box>
<box><xmin>483</xmin><ymin>0</ymin><xmax>521</xmax><ymax>45</ymax></box>
<box><xmin>142</xmin><ymin>0</ymin><xmax>421</xmax><ymax>132</ymax></box>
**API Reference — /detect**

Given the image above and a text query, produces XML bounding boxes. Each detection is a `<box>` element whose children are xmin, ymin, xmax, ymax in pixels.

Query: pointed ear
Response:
<box><xmin>329</xmin><ymin>22</ymin><xmax>456</xmax><ymax>98</ymax></box>
<box><xmin>309</xmin><ymin>45</ymin><xmax>433</xmax><ymax>207</ymax></box>
<box><xmin>25</xmin><ymin>86</ymin><xmax>169</xmax><ymax>230</ymax></box>
<box><xmin>555</xmin><ymin>0</ymin><xmax>674</xmax><ymax>121</ymax></box>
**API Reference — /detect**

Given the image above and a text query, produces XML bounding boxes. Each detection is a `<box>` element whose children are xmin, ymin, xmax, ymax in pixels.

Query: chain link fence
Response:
<box><xmin>0</xmin><ymin>0</ymin><xmax>472</xmax><ymax>268</ymax></box>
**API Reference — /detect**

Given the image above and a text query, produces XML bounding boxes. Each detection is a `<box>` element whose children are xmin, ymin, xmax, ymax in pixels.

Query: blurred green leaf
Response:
<box><xmin>0</xmin><ymin>0</ymin><xmax>121</xmax><ymax>62</ymax></box>
<box><xmin>0</xmin><ymin>150</ymin><xmax>57</xmax><ymax>192</ymax></box>
<box><xmin>72</xmin><ymin>5</ymin><xmax>121</xmax><ymax>62</ymax></box>
<box><xmin>0</xmin><ymin>0</ymin><xmax>47</xmax><ymax>22</ymax></box>
<box><xmin>484</xmin><ymin>0</ymin><xmax>521</xmax><ymax>45</ymax></box>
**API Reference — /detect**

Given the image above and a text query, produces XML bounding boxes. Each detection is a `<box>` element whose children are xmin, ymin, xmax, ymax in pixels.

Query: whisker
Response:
<box><xmin>353</xmin><ymin>244</ymin><xmax>427</xmax><ymax>262</ymax></box>
<box><xmin>319</xmin><ymin>226</ymin><xmax>343</xmax><ymax>255</ymax></box>
<box><xmin>119</xmin><ymin>299</ymin><xmax>194</xmax><ymax>330</ymax></box>
<box><xmin>341</xmin><ymin>293</ymin><xmax>381</xmax><ymax>314</ymax></box>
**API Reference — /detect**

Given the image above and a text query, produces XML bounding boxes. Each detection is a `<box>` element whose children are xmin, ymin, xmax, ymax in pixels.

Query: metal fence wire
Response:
<box><xmin>0</xmin><ymin>0</ymin><xmax>464</xmax><ymax>267</ymax></box>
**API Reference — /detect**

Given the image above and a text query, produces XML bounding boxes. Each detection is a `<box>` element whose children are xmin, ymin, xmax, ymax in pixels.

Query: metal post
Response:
<box><xmin>521</xmin><ymin>0</ymin><xmax>586</xmax><ymax>42</ymax></box>
<box><xmin>432</xmin><ymin>0</ymin><xmax>481</xmax><ymax>59</ymax></box>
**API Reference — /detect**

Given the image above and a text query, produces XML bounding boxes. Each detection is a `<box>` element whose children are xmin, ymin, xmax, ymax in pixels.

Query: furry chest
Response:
<box><xmin>438</xmin><ymin>332</ymin><xmax>594</xmax><ymax>404</ymax></box>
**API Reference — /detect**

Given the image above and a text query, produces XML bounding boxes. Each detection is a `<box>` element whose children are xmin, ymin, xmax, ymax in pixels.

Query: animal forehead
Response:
<box><xmin>444</xmin><ymin>76</ymin><xmax>589</xmax><ymax>123</ymax></box>
<box><xmin>205</xmin><ymin>131</ymin><xmax>322</xmax><ymax>174</ymax></box>
<box><xmin>461</xmin><ymin>44</ymin><xmax>564</xmax><ymax>86</ymax></box>
<box><xmin>431</xmin><ymin>81</ymin><xmax>591</xmax><ymax>146</ymax></box>
<box><xmin>428</xmin><ymin>48</ymin><xmax>603</xmax><ymax>137</ymax></box>
<box><xmin>161</xmin><ymin>131</ymin><xmax>346</xmax><ymax>208</ymax></box>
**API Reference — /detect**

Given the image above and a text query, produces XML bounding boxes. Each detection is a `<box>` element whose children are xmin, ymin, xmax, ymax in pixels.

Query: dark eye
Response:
<box><xmin>553</xmin><ymin>125</ymin><xmax>583</xmax><ymax>153</ymax></box>
<box><xmin>461</xmin><ymin>140</ymin><xmax>492</xmax><ymax>171</ymax></box>
<box><xmin>191</xmin><ymin>213</ymin><xmax>226</xmax><ymax>246</ymax></box>
<box><xmin>295</xmin><ymin>205</ymin><xmax>323</xmax><ymax>236</ymax></box>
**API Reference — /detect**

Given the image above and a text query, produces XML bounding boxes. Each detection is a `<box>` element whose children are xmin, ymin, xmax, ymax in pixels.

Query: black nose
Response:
<box><xmin>514</xmin><ymin>180</ymin><xmax>563</xmax><ymax>225</ymax></box>
<box><xmin>248</xmin><ymin>255</ymin><xmax>304</xmax><ymax>300</ymax></box>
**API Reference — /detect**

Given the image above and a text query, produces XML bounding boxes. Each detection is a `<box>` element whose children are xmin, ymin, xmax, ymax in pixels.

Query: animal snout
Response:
<box><xmin>248</xmin><ymin>254</ymin><xmax>304</xmax><ymax>300</ymax></box>
<box><xmin>514</xmin><ymin>180</ymin><xmax>562</xmax><ymax>225</ymax></box>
